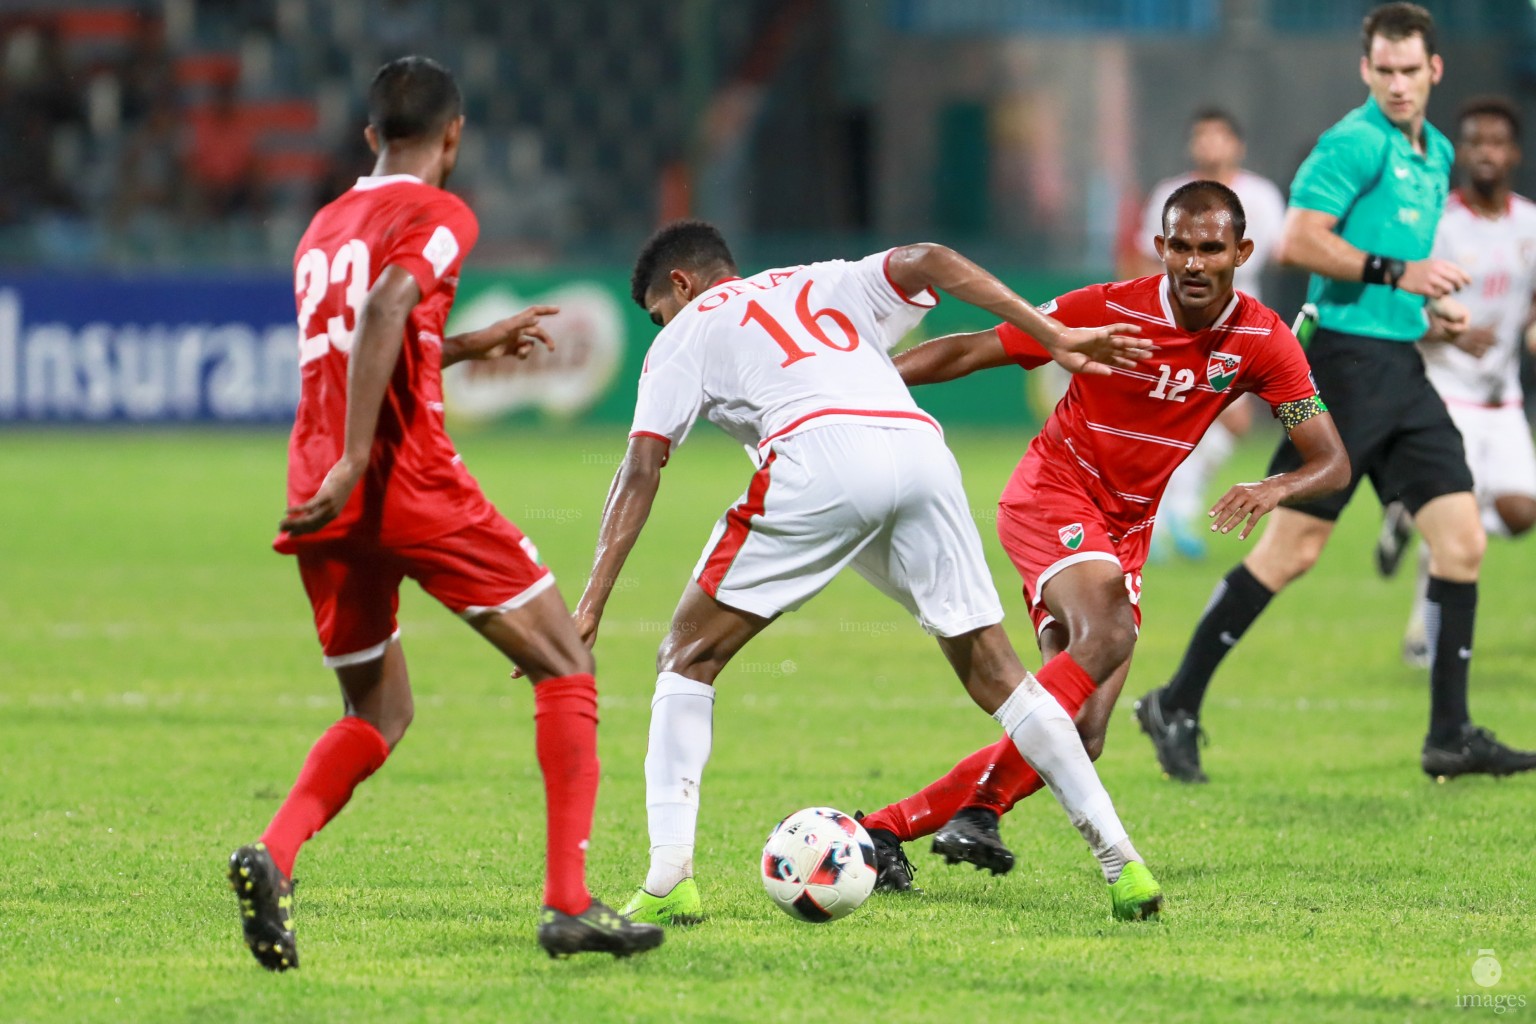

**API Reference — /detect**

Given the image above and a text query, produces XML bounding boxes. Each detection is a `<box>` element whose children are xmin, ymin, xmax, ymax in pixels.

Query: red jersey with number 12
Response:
<box><xmin>998</xmin><ymin>275</ymin><xmax>1317</xmax><ymax>534</ymax></box>
<box><xmin>276</xmin><ymin>174</ymin><xmax>489</xmax><ymax>551</ymax></box>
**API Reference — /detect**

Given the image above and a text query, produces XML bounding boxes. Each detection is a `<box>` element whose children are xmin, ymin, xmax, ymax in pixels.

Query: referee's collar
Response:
<box><xmin>1363</xmin><ymin>96</ymin><xmax>1430</xmax><ymax>154</ymax></box>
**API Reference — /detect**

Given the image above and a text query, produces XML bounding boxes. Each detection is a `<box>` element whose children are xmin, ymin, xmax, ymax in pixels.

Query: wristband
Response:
<box><xmin>1362</xmin><ymin>253</ymin><xmax>1406</xmax><ymax>288</ymax></box>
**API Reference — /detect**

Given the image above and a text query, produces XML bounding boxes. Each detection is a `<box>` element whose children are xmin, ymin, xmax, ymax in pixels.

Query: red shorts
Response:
<box><xmin>996</xmin><ymin>452</ymin><xmax>1150</xmax><ymax>637</ymax></box>
<box><xmin>293</xmin><ymin>511</ymin><xmax>553</xmax><ymax>667</ymax></box>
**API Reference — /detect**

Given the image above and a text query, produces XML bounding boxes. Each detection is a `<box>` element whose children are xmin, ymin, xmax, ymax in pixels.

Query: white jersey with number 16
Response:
<box><xmin>629</xmin><ymin>250</ymin><xmax>943</xmax><ymax>463</ymax></box>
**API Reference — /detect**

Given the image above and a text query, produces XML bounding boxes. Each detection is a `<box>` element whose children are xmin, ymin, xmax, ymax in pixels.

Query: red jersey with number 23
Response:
<box><xmin>275</xmin><ymin>174</ymin><xmax>489</xmax><ymax>552</ymax></box>
<box><xmin>998</xmin><ymin>275</ymin><xmax>1317</xmax><ymax>536</ymax></box>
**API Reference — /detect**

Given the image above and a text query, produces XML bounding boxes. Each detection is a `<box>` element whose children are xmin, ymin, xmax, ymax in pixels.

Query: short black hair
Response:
<box><xmin>368</xmin><ymin>56</ymin><xmax>461</xmax><ymax>143</ymax></box>
<box><xmin>1161</xmin><ymin>179</ymin><xmax>1247</xmax><ymax>241</ymax></box>
<box><xmin>1362</xmin><ymin>2</ymin><xmax>1437</xmax><ymax>58</ymax></box>
<box><xmin>1190</xmin><ymin>107</ymin><xmax>1242</xmax><ymax>141</ymax></box>
<box><xmin>1459</xmin><ymin>95</ymin><xmax>1521</xmax><ymax>141</ymax></box>
<box><xmin>630</xmin><ymin>220</ymin><xmax>738</xmax><ymax>309</ymax></box>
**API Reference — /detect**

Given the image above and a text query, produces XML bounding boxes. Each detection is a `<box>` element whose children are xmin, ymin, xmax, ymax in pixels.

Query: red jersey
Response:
<box><xmin>998</xmin><ymin>275</ymin><xmax>1317</xmax><ymax>533</ymax></box>
<box><xmin>276</xmin><ymin>174</ymin><xmax>489</xmax><ymax>551</ymax></box>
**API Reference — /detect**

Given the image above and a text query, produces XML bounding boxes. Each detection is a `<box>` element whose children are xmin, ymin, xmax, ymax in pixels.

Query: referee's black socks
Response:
<box><xmin>1161</xmin><ymin>564</ymin><xmax>1275</xmax><ymax>716</ymax></box>
<box><xmin>1425</xmin><ymin>577</ymin><xmax>1476</xmax><ymax>745</ymax></box>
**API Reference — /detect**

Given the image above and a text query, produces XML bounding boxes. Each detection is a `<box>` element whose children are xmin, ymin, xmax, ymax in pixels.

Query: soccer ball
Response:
<box><xmin>761</xmin><ymin>807</ymin><xmax>877</xmax><ymax>923</ymax></box>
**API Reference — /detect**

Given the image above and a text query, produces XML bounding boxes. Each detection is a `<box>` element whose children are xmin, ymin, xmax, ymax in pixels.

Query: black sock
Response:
<box><xmin>1425</xmin><ymin>577</ymin><xmax>1475</xmax><ymax>745</ymax></box>
<box><xmin>1161</xmin><ymin>564</ymin><xmax>1275</xmax><ymax>716</ymax></box>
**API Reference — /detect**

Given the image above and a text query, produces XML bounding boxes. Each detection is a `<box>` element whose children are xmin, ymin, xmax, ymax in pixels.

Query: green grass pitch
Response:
<box><xmin>2</xmin><ymin>427</ymin><xmax>1533</xmax><ymax>1022</ymax></box>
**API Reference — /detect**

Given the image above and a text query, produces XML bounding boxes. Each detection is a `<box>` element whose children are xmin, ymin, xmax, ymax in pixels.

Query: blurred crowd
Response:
<box><xmin>0</xmin><ymin>1</ymin><xmax>589</xmax><ymax>268</ymax></box>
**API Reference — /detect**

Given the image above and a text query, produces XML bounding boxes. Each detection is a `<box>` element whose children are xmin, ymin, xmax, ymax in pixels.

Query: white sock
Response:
<box><xmin>643</xmin><ymin>672</ymin><xmax>715</xmax><ymax>895</ymax></box>
<box><xmin>1161</xmin><ymin>421</ymin><xmax>1237</xmax><ymax>525</ymax></box>
<box><xmin>993</xmin><ymin>674</ymin><xmax>1141</xmax><ymax>883</ymax></box>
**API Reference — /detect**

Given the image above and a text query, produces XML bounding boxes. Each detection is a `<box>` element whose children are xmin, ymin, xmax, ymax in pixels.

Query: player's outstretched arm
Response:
<box><xmin>1207</xmin><ymin>405</ymin><xmax>1349</xmax><ymax>540</ymax></box>
<box><xmin>894</xmin><ymin>329</ymin><xmax>1012</xmax><ymax>386</ymax></box>
<box><xmin>574</xmin><ymin>435</ymin><xmax>670</xmax><ymax>649</ymax></box>
<box><xmin>884</xmin><ymin>243</ymin><xmax>1150</xmax><ymax>374</ymax></box>
<box><xmin>1277</xmin><ymin>207</ymin><xmax>1470</xmax><ymax>298</ymax></box>
<box><xmin>441</xmin><ymin>304</ymin><xmax>559</xmax><ymax>366</ymax></box>
<box><xmin>280</xmin><ymin>265</ymin><xmax>419</xmax><ymax>535</ymax></box>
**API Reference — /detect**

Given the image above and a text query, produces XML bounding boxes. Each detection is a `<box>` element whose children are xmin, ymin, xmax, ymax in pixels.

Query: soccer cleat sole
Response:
<box><xmin>617</xmin><ymin>879</ymin><xmax>704</xmax><ymax>926</ymax></box>
<box><xmin>1422</xmin><ymin>757</ymin><xmax>1536</xmax><ymax>781</ymax></box>
<box><xmin>930</xmin><ymin>834</ymin><xmax>1015</xmax><ymax>876</ymax></box>
<box><xmin>539</xmin><ymin>929</ymin><xmax>665</xmax><ymax>960</ymax></box>
<box><xmin>227</xmin><ymin>844</ymin><xmax>298</xmax><ymax>972</ymax></box>
<box><xmin>1120</xmin><ymin>892</ymin><xmax>1164</xmax><ymax>921</ymax></box>
<box><xmin>538</xmin><ymin>902</ymin><xmax>665</xmax><ymax>960</ymax></box>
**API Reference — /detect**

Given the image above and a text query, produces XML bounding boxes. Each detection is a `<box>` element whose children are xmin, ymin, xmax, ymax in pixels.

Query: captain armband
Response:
<box><xmin>1277</xmin><ymin>395</ymin><xmax>1327</xmax><ymax>433</ymax></box>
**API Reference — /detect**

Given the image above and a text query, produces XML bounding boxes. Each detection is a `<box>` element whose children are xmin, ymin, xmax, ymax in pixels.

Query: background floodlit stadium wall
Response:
<box><xmin>0</xmin><ymin>0</ymin><xmax>1532</xmax><ymax>428</ymax></box>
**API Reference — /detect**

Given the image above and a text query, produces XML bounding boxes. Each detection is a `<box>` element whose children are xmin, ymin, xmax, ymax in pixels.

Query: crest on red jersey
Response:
<box><xmin>1206</xmin><ymin>351</ymin><xmax>1241</xmax><ymax>392</ymax></box>
<box><xmin>1058</xmin><ymin>523</ymin><xmax>1084</xmax><ymax>550</ymax></box>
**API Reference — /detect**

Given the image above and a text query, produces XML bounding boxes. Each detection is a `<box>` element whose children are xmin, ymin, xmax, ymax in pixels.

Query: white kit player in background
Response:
<box><xmin>1125</xmin><ymin>109</ymin><xmax>1289</xmax><ymax>560</ymax></box>
<box><xmin>1377</xmin><ymin>96</ymin><xmax>1536</xmax><ymax>666</ymax></box>
<box><xmin>573</xmin><ymin>220</ymin><xmax>1167</xmax><ymax>926</ymax></box>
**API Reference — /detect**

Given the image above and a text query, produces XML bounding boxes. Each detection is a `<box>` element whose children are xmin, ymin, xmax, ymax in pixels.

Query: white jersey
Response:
<box><xmin>1420</xmin><ymin>190</ymin><xmax>1536</xmax><ymax>407</ymax></box>
<box><xmin>629</xmin><ymin>251</ymin><xmax>941</xmax><ymax>463</ymax></box>
<box><xmin>1138</xmin><ymin>170</ymin><xmax>1287</xmax><ymax>302</ymax></box>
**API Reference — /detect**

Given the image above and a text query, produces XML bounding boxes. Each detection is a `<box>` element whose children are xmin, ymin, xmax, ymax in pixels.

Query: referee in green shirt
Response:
<box><xmin>1136</xmin><ymin>2</ymin><xmax>1536</xmax><ymax>781</ymax></box>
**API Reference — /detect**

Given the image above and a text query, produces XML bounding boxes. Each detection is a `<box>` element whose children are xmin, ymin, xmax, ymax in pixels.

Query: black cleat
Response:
<box><xmin>931</xmin><ymin>806</ymin><xmax>1015</xmax><ymax>876</ymax></box>
<box><xmin>856</xmin><ymin>811</ymin><xmax>918</xmax><ymax>892</ymax></box>
<box><xmin>1422</xmin><ymin>724</ymin><xmax>1536</xmax><ymax>780</ymax></box>
<box><xmin>538</xmin><ymin>900</ymin><xmax>664</xmax><ymax>959</ymax></box>
<box><xmin>227</xmin><ymin>842</ymin><xmax>298</xmax><ymax>972</ymax></box>
<box><xmin>1134</xmin><ymin>687</ymin><xmax>1208</xmax><ymax>784</ymax></box>
<box><xmin>1374</xmin><ymin>501</ymin><xmax>1415</xmax><ymax>578</ymax></box>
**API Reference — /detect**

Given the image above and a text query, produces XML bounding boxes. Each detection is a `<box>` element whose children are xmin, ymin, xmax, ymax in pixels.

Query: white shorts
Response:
<box><xmin>1445</xmin><ymin>402</ymin><xmax>1536</xmax><ymax>506</ymax></box>
<box><xmin>691</xmin><ymin>423</ymin><xmax>1004</xmax><ymax>636</ymax></box>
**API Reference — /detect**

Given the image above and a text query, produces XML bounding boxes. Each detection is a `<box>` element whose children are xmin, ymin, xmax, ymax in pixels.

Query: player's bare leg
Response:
<box><xmin>1406</xmin><ymin>494</ymin><xmax>1536</xmax><ymax>664</ymax></box>
<box><xmin>622</xmin><ymin>581</ymin><xmax>776</xmax><ymax>925</ymax></box>
<box><xmin>334</xmin><ymin>641</ymin><xmax>416</xmax><ymax>745</ymax></box>
<box><xmin>474</xmin><ymin>584</ymin><xmax>663</xmax><ymax>958</ymax></box>
<box><xmin>932</xmin><ymin>562</ymin><xmax>1136</xmax><ymax>875</ymax></box>
<box><xmin>229</xmin><ymin>641</ymin><xmax>408</xmax><ymax>972</ymax></box>
<box><xmin>932</xmin><ymin>620</ymin><xmax>1160</xmax><ymax>919</ymax></box>
<box><xmin>1243</xmin><ymin>506</ymin><xmax>1336</xmax><ymax>590</ymax></box>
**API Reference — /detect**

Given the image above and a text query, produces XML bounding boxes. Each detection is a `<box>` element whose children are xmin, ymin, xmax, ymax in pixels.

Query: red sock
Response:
<box><xmin>260</xmin><ymin>716</ymin><xmax>390</xmax><ymax>877</ymax></box>
<box><xmin>863</xmin><ymin>653</ymin><xmax>1101</xmax><ymax>839</ymax></box>
<box><xmin>533</xmin><ymin>673</ymin><xmax>599</xmax><ymax>915</ymax></box>
<box><xmin>970</xmin><ymin>652</ymin><xmax>1098</xmax><ymax>814</ymax></box>
<box><xmin>859</xmin><ymin>743</ymin><xmax>1000</xmax><ymax>842</ymax></box>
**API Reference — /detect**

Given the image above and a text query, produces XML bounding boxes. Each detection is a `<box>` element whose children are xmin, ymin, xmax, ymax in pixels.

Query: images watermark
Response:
<box><xmin>523</xmin><ymin>506</ymin><xmax>585</xmax><ymax>524</ymax></box>
<box><xmin>838</xmin><ymin>619</ymin><xmax>904</xmax><ymax>637</ymax></box>
<box><xmin>737</xmin><ymin>659</ymin><xmax>798</xmax><ymax>677</ymax></box>
<box><xmin>1457</xmin><ymin>949</ymin><xmax>1527</xmax><ymax>1015</ymax></box>
<box><xmin>584</xmin><ymin>574</ymin><xmax>641</xmax><ymax>593</ymax></box>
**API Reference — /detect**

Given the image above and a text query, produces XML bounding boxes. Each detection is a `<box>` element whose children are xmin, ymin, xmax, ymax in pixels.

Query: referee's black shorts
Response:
<box><xmin>1268</xmin><ymin>326</ymin><xmax>1474</xmax><ymax>521</ymax></box>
